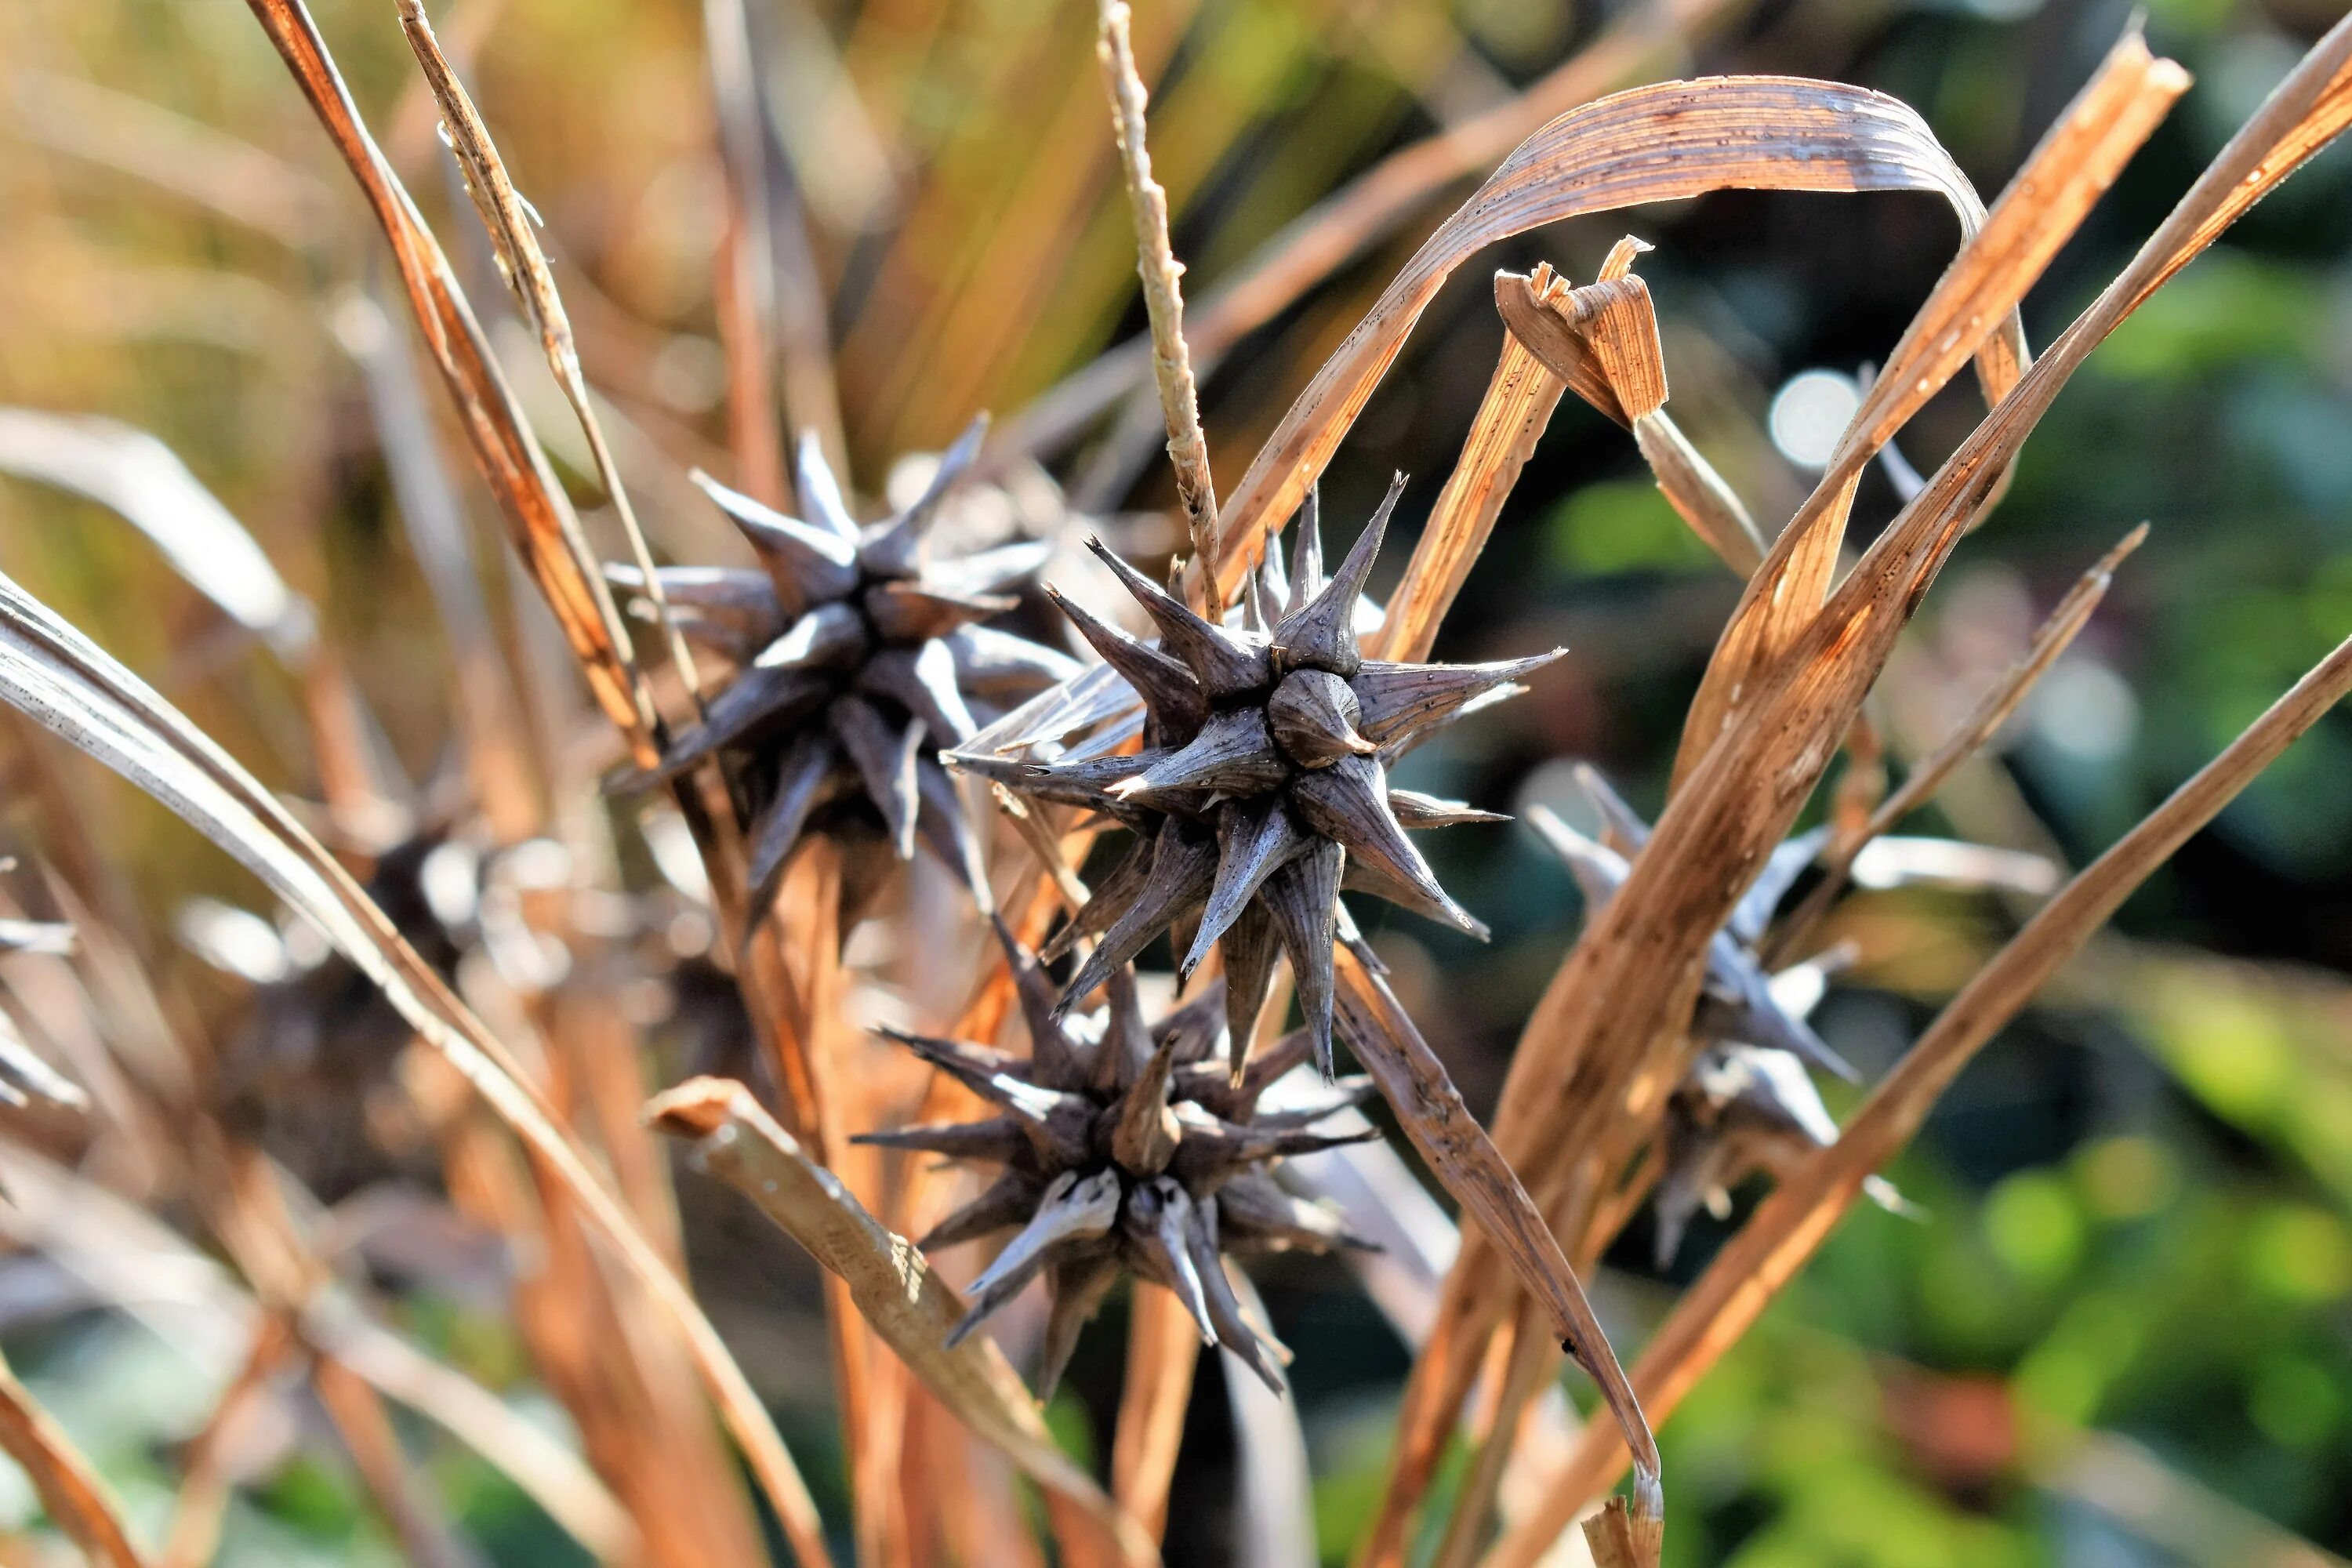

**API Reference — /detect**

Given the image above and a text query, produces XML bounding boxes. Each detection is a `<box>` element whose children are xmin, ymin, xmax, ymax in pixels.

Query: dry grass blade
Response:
<box><xmin>646</xmin><ymin>1076</ymin><xmax>1162</xmax><ymax>1568</ymax></box>
<box><xmin>241</xmin><ymin>0</ymin><xmax>657</xmax><ymax>759</ymax></box>
<box><xmin>1767</xmin><ymin>523</ymin><xmax>2146</xmax><ymax>962</ymax></box>
<box><xmin>0</xmin><ymin>571</ymin><xmax>832</xmax><ymax>1568</ymax></box>
<box><xmin>1670</xmin><ymin>31</ymin><xmax>2187</xmax><ymax>782</ymax></box>
<box><xmin>1196</xmin><ymin>74</ymin><xmax>1999</xmax><ymax>605</ymax></box>
<box><xmin>1331</xmin><ymin>949</ymin><xmax>1661</xmax><ymax>1523</ymax></box>
<box><xmin>1097</xmin><ymin>0</ymin><xmax>1219</xmax><ymax>611</ymax></box>
<box><xmin>0</xmin><ymin>1343</ymin><xmax>150</xmax><ymax>1568</ymax></box>
<box><xmin>395</xmin><ymin>0</ymin><xmax>702</xmax><ymax>710</ymax></box>
<box><xmin>1581</xmin><ymin>1499</ymin><xmax>1664</xmax><ymax>1568</ymax></box>
<box><xmin>159</xmin><ymin>1316</ymin><xmax>292</xmax><ymax>1568</ymax></box>
<box><xmin>1483</xmin><ymin>620</ymin><xmax>2352</xmax><ymax>1568</ymax></box>
<box><xmin>0</xmin><ymin>409</ymin><xmax>309</xmax><ymax>657</ymax></box>
<box><xmin>1370</xmin><ymin>266</ymin><xmax>1570</xmax><ymax>662</ymax></box>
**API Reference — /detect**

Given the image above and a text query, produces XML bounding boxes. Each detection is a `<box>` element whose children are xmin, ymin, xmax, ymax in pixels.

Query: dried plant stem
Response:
<box><xmin>243</xmin><ymin>0</ymin><xmax>659</xmax><ymax>762</ymax></box>
<box><xmin>1766</xmin><ymin>523</ymin><xmax>2145</xmax><ymax>964</ymax></box>
<box><xmin>1372</xmin><ymin>265</ymin><xmax>1569</xmax><ymax>662</ymax></box>
<box><xmin>159</xmin><ymin>1314</ymin><xmax>295</xmax><ymax>1568</ymax></box>
<box><xmin>1112</xmin><ymin>1285</ymin><xmax>1202</xmax><ymax>1544</ymax></box>
<box><xmin>394</xmin><ymin>0</ymin><xmax>702</xmax><ymax>712</ymax></box>
<box><xmin>311</xmin><ymin>1350</ymin><xmax>471</xmax><ymax>1568</ymax></box>
<box><xmin>1485</xmin><ymin>622</ymin><xmax>2352</xmax><ymax>1567</ymax></box>
<box><xmin>1331</xmin><ymin>952</ymin><xmax>1661</xmax><ymax>1523</ymax></box>
<box><xmin>1098</xmin><ymin>0</ymin><xmax>1220</xmax><ymax>613</ymax></box>
<box><xmin>0</xmin><ymin>1344</ymin><xmax>151</xmax><ymax>1568</ymax></box>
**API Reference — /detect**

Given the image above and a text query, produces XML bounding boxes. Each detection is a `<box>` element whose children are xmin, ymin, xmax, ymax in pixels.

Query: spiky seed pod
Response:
<box><xmin>964</xmin><ymin>479</ymin><xmax>1561</xmax><ymax>1073</ymax></box>
<box><xmin>858</xmin><ymin>921</ymin><xmax>1380</xmax><ymax>1395</ymax></box>
<box><xmin>1533</xmin><ymin>765</ymin><xmax>2000</xmax><ymax>1263</ymax></box>
<box><xmin>606</xmin><ymin>419</ymin><xmax>1081</xmax><ymax>904</ymax></box>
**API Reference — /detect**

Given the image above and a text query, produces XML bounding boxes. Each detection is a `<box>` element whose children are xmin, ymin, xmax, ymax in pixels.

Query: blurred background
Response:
<box><xmin>5</xmin><ymin>0</ymin><xmax>2352</xmax><ymax>1563</ymax></box>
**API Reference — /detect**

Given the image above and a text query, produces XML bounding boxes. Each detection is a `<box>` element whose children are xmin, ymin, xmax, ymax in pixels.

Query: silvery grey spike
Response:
<box><xmin>1334</xmin><ymin>858</ymin><xmax>1491</xmax><ymax>942</ymax></box>
<box><xmin>690</xmin><ymin>469</ymin><xmax>859</xmax><ymax>610</ymax></box>
<box><xmin>863</xmin><ymin>581</ymin><xmax>1017</xmax><ymax>642</ymax></box>
<box><xmin>1111</xmin><ymin>708</ymin><xmax>1288</xmax><ymax>806</ymax></box>
<box><xmin>924</xmin><ymin>538</ymin><xmax>1056</xmax><ymax>601</ymax></box>
<box><xmin>993</xmin><ymin>914</ymin><xmax>1085</xmax><ymax>1086</ymax></box>
<box><xmin>1570</xmin><ymin>761</ymin><xmax>1651</xmax><ymax>853</ymax></box>
<box><xmin>1766</xmin><ymin>942</ymin><xmax>1855</xmax><ymax>1022</ymax></box>
<box><xmin>858</xmin><ymin>641</ymin><xmax>979</xmax><ymax>747</ymax></box>
<box><xmin>947</xmin><ymin>1169</ymin><xmax>1121</xmax><ymax>1347</ymax></box>
<box><xmin>1253</xmin><ymin>544</ymin><xmax>1288</xmax><ymax>632</ymax></box>
<box><xmin>747</xmin><ymin>731</ymin><xmax>840</xmax><ymax>897</ymax></box>
<box><xmin>914</xmin><ymin>753</ymin><xmax>992</xmax><ymax>909</ymax></box>
<box><xmin>1385</xmin><ymin>789</ymin><xmax>1508</xmax><ymax>829</ymax></box>
<box><xmin>917</xmin><ymin>1169</ymin><xmax>1045</xmax><ymax>1250</ymax></box>
<box><xmin>1262</xmin><ymin>840</ymin><xmax>1342</xmax><ymax>1077</ymax></box>
<box><xmin>644</xmin><ymin>605</ymin><xmax>761</xmax><ymax>664</ymax></box>
<box><xmin>858</xmin><ymin>412</ymin><xmax>988</xmax><ymax>579</ymax></box>
<box><xmin>1036</xmin><ymin>1255</ymin><xmax>1120</xmax><ymax>1400</ymax></box>
<box><xmin>1044</xmin><ymin>585</ymin><xmax>1207</xmax><ymax>741</ymax></box>
<box><xmin>1098</xmin><ymin>968</ymin><xmax>1158</xmax><ymax>1090</ymax></box>
<box><xmin>604</xmin><ymin>562</ymin><xmax>779</xmax><ymax>617</ymax></box>
<box><xmin>1054</xmin><ymin>820</ymin><xmax>1217</xmax><ymax>1016</ymax></box>
<box><xmin>1184</xmin><ymin>1200</ymin><xmax>1283</xmax><ymax>1391</ymax></box>
<box><xmin>1379</xmin><ymin>682</ymin><xmax>1526</xmax><ymax>764</ymax></box>
<box><xmin>1040</xmin><ymin>835</ymin><xmax>1153</xmax><ymax>964</ymax></box>
<box><xmin>1523</xmin><ymin>804</ymin><xmax>1628</xmax><ymax>909</ymax></box>
<box><xmin>1283</xmin><ymin>488</ymin><xmax>1324</xmax><ymax>620</ymax></box>
<box><xmin>1266</xmin><ymin>669</ymin><xmax>1374</xmax><ymax>768</ymax></box>
<box><xmin>850</xmin><ymin>1117</ymin><xmax>1030</xmax><ymax>1160</ymax></box>
<box><xmin>829</xmin><ymin>696</ymin><xmax>923</xmax><ymax>859</ymax></box>
<box><xmin>1697</xmin><ymin>934</ymin><xmax>1857</xmax><ymax>1081</ymax></box>
<box><xmin>1848</xmin><ymin>837</ymin><xmax>2060</xmax><ymax>897</ymax></box>
<box><xmin>1221</xmin><ymin>900</ymin><xmax>1279</xmax><ymax>1082</ymax></box>
<box><xmin>1250</xmin><ymin>1076</ymin><xmax>1379</xmax><ymax>1131</ymax></box>
<box><xmin>1085</xmin><ymin>538</ymin><xmax>1271</xmax><ymax>700</ymax></box>
<box><xmin>1729</xmin><ymin>825</ymin><xmax>1830</xmax><ymax>946</ymax></box>
<box><xmin>755</xmin><ymin>601</ymin><xmax>869</xmax><ymax>673</ymax></box>
<box><xmin>1351</xmin><ymin>651</ymin><xmax>1566</xmax><ymax>748</ymax></box>
<box><xmin>1184</xmin><ymin>798</ymin><xmax>1311</xmax><ymax>978</ymax></box>
<box><xmin>1128</xmin><ymin>1178</ymin><xmax>1218</xmax><ymax>1344</ymax></box>
<box><xmin>793</xmin><ymin>430</ymin><xmax>862</xmax><ymax>543</ymax></box>
<box><xmin>1273</xmin><ymin>470</ymin><xmax>1401</xmax><ymax>679</ymax></box>
<box><xmin>1156</xmin><ymin>982</ymin><xmax>1231</xmax><ymax>1065</ymax></box>
<box><xmin>1290</xmin><ymin>756</ymin><xmax>1477</xmax><ymax>935</ymax></box>
<box><xmin>943</xmin><ymin>624</ymin><xmax>1082</xmax><ymax>699</ymax></box>
<box><xmin>1214</xmin><ymin>1173</ymin><xmax>1379</xmax><ymax>1254</ymax></box>
<box><xmin>623</xmin><ymin>666</ymin><xmax>829</xmax><ymax>787</ymax></box>
<box><xmin>1109</xmin><ymin>1034</ymin><xmax>1183</xmax><ymax>1175</ymax></box>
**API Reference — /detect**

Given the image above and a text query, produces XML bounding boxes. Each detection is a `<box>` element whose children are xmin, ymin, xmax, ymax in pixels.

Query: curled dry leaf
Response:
<box><xmin>1671</xmin><ymin>31</ymin><xmax>2188</xmax><ymax>782</ymax></box>
<box><xmin>0</xmin><ymin>570</ymin><xmax>833</xmax><ymax>1568</ymax></box>
<box><xmin>1196</xmin><ymin>74</ymin><xmax>2005</xmax><ymax>608</ymax></box>
<box><xmin>646</xmin><ymin>1076</ymin><xmax>1162</xmax><ymax>1568</ymax></box>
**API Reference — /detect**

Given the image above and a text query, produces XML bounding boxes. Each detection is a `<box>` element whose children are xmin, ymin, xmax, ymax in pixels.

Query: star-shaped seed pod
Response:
<box><xmin>1531</xmin><ymin>764</ymin><xmax>2030</xmax><ymax>1262</ymax></box>
<box><xmin>608</xmin><ymin>420</ymin><xmax>1081</xmax><ymax>903</ymax></box>
<box><xmin>857</xmin><ymin>921</ymin><xmax>1381</xmax><ymax>1394</ymax></box>
<box><xmin>956</xmin><ymin>479</ymin><xmax>1559</xmax><ymax>1073</ymax></box>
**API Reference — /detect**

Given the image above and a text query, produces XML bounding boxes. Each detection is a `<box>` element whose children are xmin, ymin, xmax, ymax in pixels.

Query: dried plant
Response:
<box><xmin>0</xmin><ymin>2</ymin><xmax>2349</xmax><ymax>1566</ymax></box>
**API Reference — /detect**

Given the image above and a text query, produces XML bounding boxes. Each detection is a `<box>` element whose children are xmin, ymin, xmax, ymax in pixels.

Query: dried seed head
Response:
<box><xmin>1530</xmin><ymin>768</ymin><xmax>2006</xmax><ymax>1265</ymax></box>
<box><xmin>861</xmin><ymin>926</ymin><xmax>1377</xmax><ymax>1394</ymax></box>
<box><xmin>606</xmin><ymin>420</ymin><xmax>1080</xmax><ymax>906</ymax></box>
<box><xmin>963</xmin><ymin>481</ymin><xmax>1560</xmax><ymax>1073</ymax></box>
